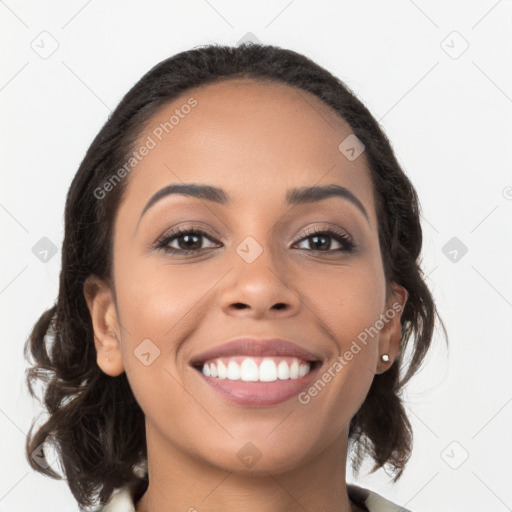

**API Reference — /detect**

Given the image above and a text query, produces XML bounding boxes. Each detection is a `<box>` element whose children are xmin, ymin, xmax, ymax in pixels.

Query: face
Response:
<box><xmin>84</xmin><ymin>78</ymin><xmax>407</xmax><ymax>475</ymax></box>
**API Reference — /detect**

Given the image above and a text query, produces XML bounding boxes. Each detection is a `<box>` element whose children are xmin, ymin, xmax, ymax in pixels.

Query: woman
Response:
<box><xmin>25</xmin><ymin>43</ymin><xmax>447</xmax><ymax>512</ymax></box>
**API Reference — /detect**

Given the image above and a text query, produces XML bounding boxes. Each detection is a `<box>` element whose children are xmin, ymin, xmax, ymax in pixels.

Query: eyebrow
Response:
<box><xmin>138</xmin><ymin>182</ymin><xmax>369</xmax><ymax>226</ymax></box>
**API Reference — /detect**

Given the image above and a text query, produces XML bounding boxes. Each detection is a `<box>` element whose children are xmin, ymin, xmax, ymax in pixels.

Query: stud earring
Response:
<box><xmin>380</xmin><ymin>354</ymin><xmax>390</xmax><ymax>362</ymax></box>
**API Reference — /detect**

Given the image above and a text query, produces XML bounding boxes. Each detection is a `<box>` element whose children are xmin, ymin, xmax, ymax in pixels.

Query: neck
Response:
<box><xmin>135</xmin><ymin>422</ymin><xmax>358</xmax><ymax>512</ymax></box>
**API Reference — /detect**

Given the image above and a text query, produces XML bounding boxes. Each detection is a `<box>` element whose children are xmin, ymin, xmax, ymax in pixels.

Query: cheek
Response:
<box><xmin>295</xmin><ymin>259</ymin><xmax>385</xmax><ymax>401</ymax></box>
<box><xmin>299</xmin><ymin>259</ymin><xmax>386</xmax><ymax>346</ymax></box>
<box><xmin>114</xmin><ymin>255</ymin><xmax>214</xmax><ymax>338</ymax></box>
<box><xmin>112</xmin><ymin>259</ymin><xmax>217</xmax><ymax>411</ymax></box>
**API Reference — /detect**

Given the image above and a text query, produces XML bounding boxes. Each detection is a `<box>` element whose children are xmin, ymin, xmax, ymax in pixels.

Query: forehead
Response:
<box><xmin>116</xmin><ymin>78</ymin><xmax>376</xmax><ymax>226</ymax></box>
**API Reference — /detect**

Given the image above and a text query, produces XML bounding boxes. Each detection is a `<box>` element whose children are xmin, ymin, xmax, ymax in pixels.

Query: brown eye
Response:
<box><xmin>293</xmin><ymin>226</ymin><xmax>355</xmax><ymax>253</ymax></box>
<box><xmin>154</xmin><ymin>227</ymin><xmax>220</xmax><ymax>254</ymax></box>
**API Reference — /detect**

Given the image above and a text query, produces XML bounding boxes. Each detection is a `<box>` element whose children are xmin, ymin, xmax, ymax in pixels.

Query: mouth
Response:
<box><xmin>188</xmin><ymin>337</ymin><xmax>324</xmax><ymax>407</ymax></box>
<box><xmin>191</xmin><ymin>356</ymin><xmax>323</xmax><ymax>382</ymax></box>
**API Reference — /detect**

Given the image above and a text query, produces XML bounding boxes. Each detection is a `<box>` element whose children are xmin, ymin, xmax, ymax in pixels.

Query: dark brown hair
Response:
<box><xmin>24</xmin><ymin>42</ymin><xmax>447</xmax><ymax>510</ymax></box>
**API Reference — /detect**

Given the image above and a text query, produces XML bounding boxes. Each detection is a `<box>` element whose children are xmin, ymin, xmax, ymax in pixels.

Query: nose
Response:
<box><xmin>219</xmin><ymin>241</ymin><xmax>302</xmax><ymax>319</ymax></box>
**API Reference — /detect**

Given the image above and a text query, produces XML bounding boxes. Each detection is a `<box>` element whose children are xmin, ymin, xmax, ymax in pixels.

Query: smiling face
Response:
<box><xmin>84</xmin><ymin>78</ymin><xmax>407</xmax><ymax>478</ymax></box>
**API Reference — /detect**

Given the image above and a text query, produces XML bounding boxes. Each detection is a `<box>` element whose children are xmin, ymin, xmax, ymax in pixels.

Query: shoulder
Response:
<box><xmin>100</xmin><ymin>481</ymin><xmax>411</xmax><ymax>512</ymax></box>
<box><xmin>99</xmin><ymin>462</ymin><xmax>148</xmax><ymax>512</ymax></box>
<box><xmin>99</xmin><ymin>485</ymin><xmax>136</xmax><ymax>512</ymax></box>
<box><xmin>347</xmin><ymin>483</ymin><xmax>413</xmax><ymax>512</ymax></box>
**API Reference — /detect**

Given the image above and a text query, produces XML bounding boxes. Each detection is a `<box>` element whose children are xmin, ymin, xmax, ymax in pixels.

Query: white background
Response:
<box><xmin>1</xmin><ymin>1</ymin><xmax>511</xmax><ymax>511</ymax></box>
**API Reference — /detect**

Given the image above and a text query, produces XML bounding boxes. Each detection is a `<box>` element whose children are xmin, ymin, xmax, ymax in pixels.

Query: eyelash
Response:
<box><xmin>154</xmin><ymin>225</ymin><xmax>356</xmax><ymax>256</ymax></box>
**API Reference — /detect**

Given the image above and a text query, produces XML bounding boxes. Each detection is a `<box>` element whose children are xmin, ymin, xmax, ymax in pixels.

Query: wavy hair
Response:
<box><xmin>24</xmin><ymin>42</ymin><xmax>448</xmax><ymax>510</ymax></box>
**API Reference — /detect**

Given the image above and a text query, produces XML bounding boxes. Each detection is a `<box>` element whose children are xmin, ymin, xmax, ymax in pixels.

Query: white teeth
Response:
<box><xmin>259</xmin><ymin>358</ymin><xmax>278</xmax><ymax>382</ymax></box>
<box><xmin>240</xmin><ymin>358</ymin><xmax>259</xmax><ymax>381</ymax></box>
<box><xmin>299</xmin><ymin>363</ymin><xmax>310</xmax><ymax>377</ymax></box>
<box><xmin>201</xmin><ymin>357</ymin><xmax>312</xmax><ymax>382</ymax></box>
<box><xmin>227</xmin><ymin>360</ymin><xmax>241</xmax><ymax>380</ymax></box>
<box><xmin>217</xmin><ymin>360</ymin><xmax>227</xmax><ymax>379</ymax></box>
<box><xmin>290</xmin><ymin>359</ymin><xmax>300</xmax><ymax>379</ymax></box>
<box><xmin>277</xmin><ymin>360</ymin><xmax>289</xmax><ymax>380</ymax></box>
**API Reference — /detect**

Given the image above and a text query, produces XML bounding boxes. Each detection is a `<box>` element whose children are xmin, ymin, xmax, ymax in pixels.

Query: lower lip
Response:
<box><xmin>192</xmin><ymin>364</ymin><xmax>321</xmax><ymax>407</ymax></box>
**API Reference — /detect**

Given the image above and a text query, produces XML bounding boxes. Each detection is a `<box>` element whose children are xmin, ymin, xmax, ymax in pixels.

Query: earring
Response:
<box><xmin>106</xmin><ymin>357</ymin><xmax>110</xmax><ymax>362</ymax></box>
<box><xmin>380</xmin><ymin>354</ymin><xmax>390</xmax><ymax>362</ymax></box>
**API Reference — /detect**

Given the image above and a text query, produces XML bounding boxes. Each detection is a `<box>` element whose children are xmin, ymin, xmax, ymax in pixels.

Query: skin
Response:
<box><xmin>84</xmin><ymin>78</ymin><xmax>408</xmax><ymax>512</ymax></box>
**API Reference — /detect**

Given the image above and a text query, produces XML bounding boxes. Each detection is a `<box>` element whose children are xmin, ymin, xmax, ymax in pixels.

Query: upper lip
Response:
<box><xmin>189</xmin><ymin>337</ymin><xmax>323</xmax><ymax>366</ymax></box>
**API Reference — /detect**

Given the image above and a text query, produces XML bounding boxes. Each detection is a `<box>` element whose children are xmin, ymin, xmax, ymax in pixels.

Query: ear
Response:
<box><xmin>83</xmin><ymin>275</ymin><xmax>125</xmax><ymax>377</ymax></box>
<box><xmin>375</xmin><ymin>282</ymin><xmax>409</xmax><ymax>374</ymax></box>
